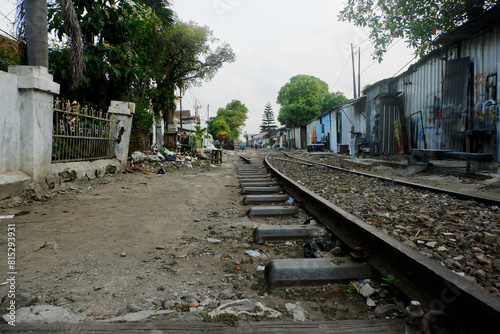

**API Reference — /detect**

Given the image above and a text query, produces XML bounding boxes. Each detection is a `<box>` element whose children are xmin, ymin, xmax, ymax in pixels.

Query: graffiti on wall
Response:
<box><xmin>474</xmin><ymin>72</ymin><xmax>498</xmax><ymax>130</ymax></box>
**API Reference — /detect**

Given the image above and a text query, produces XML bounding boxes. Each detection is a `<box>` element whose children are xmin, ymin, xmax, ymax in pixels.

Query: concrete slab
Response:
<box><xmin>0</xmin><ymin>171</ymin><xmax>31</xmax><ymax>200</ymax></box>
<box><xmin>243</xmin><ymin>195</ymin><xmax>290</xmax><ymax>205</ymax></box>
<box><xmin>247</xmin><ymin>206</ymin><xmax>299</xmax><ymax>217</ymax></box>
<box><xmin>253</xmin><ymin>225</ymin><xmax>327</xmax><ymax>242</ymax></box>
<box><xmin>241</xmin><ymin>186</ymin><xmax>283</xmax><ymax>194</ymax></box>
<box><xmin>240</xmin><ymin>182</ymin><xmax>278</xmax><ymax>188</ymax></box>
<box><xmin>265</xmin><ymin>258</ymin><xmax>374</xmax><ymax>288</ymax></box>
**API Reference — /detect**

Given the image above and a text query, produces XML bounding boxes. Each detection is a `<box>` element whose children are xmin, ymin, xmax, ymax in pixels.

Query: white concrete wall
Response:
<box><xmin>0</xmin><ymin>70</ymin><xmax>20</xmax><ymax>173</ymax></box>
<box><xmin>0</xmin><ymin>67</ymin><xmax>134</xmax><ymax>201</ymax></box>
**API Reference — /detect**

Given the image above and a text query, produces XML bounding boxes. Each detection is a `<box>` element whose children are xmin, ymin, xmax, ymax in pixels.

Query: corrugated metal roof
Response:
<box><xmin>433</xmin><ymin>4</ymin><xmax>500</xmax><ymax>46</ymax></box>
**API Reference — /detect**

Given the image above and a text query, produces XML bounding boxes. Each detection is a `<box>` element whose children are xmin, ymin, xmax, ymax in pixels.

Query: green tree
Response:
<box><xmin>0</xmin><ymin>36</ymin><xmax>21</xmax><ymax>71</ymax></box>
<box><xmin>338</xmin><ymin>0</ymin><xmax>496</xmax><ymax>61</ymax></box>
<box><xmin>154</xmin><ymin>21</ymin><xmax>236</xmax><ymax>125</ymax></box>
<box><xmin>24</xmin><ymin>0</ymin><xmax>49</xmax><ymax>67</ymax></box>
<box><xmin>47</xmin><ymin>0</ymin><xmax>235</xmax><ymax>128</ymax></box>
<box><xmin>277</xmin><ymin>75</ymin><xmax>346</xmax><ymax>128</ymax></box>
<box><xmin>260</xmin><ymin>102</ymin><xmax>277</xmax><ymax>136</ymax></box>
<box><xmin>207</xmin><ymin>116</ymin><xmax>230</xmax><ymax>140</ymax></box>
<box><xmin>192</xmin><ymin>124</ymin><xmax>208</xmax><ymax>149</ymax></box>
<box><xmin>207</xmin><ymin>100</ymin><xmax>248</xmax><ymax>140</ymax></box>
<box><xmin>136</xmin><ymin>0</ymin><xmax>173</xmax><ymax>26</ymax></box>
<box><xmin>48</xmin><ymin>0</ymin><xmax>159</xmax><ymax>108</ymax></box>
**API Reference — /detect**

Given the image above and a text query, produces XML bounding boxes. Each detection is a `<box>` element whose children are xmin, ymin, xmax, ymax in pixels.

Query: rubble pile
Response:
<box><xmin>127</xmin><ymin>149</ymin><xmax>217</xmax><ymax>174</ymax></box>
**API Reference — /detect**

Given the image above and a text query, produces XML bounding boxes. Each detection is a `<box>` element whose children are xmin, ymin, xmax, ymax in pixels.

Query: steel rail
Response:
<box><xmin>282</xmin><ymin>152</ymin><xmax>500</xmax><ymax>207</ymax></box>
<box><xmin>264</xmin><ymin>155</ymin><xmax>500</xmax><ymax>333</ymax></box>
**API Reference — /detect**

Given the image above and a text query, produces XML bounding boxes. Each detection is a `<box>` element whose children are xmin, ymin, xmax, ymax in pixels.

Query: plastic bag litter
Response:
<box><xmin>204</xmin><ymin>144</ymin><xmax>216</xmax><ymax>153</ymax></box>
<box><xmin>131</xmin><ymin>151</ymin><xmax>145</xmax><ymax>161</ymax></box>
<box><xmin>246</xmin><ymin>250</ymin><xmax>261</xmax><ymax>257</ymax></box>
<box><xmin>304</xmin><ymin>239</ymin><xmax>336</xmax><ymax>258</ymax></box>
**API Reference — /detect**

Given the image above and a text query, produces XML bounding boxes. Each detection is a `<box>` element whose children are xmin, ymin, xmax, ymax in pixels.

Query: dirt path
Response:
<box><xmin>0</xmin><ymin>151</ymin><xmax>371</xmax><ymax>325</ymax></box>
<box><xmin>1</xmin><ymin>156</ymin><xmax>245</xmax><ymax>320</ymax></box>
<box><xmin>2</xmin><ymin>149</ymin><xmax>497</xmax><ymax>327</ymax></box>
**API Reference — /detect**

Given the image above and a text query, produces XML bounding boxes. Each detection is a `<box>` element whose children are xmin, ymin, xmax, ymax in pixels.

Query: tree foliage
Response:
<box><xmin>338</xmin><ymin>0</ymin><xmax>497</xmax><ymax>61</ymax></box>
<box><xmin>47</xmin><ymin>0</ymin><xmax>235</xmax><ymax>127</ymax></box>
<box><xmin>0</xmin><ymin>37</ymin><xmax>21</xmax><ymax>71</ymax></box>
<box><xmin>260</xmin><ymin>102</ymin><xmax>277</xmax><ymax>135</ymax></box>
<box><xmin>135</xmin><ymin>0</ymin><xmax>173</xmax><ymax>26</ymax></box>
<box><xmin>207</xmin><ymin>100</ymin><xmax>248</xmax><ymax>141</ymax></box>
<box><xmin>156</xmin><ymin>21</ymin><xmax>236</xmax><ymax>124</ymax></box>
<box><xmin>48</xmin><ymin>0</ymin><xmax>160</xmax><ymax>109</ymax></box>
<box><xmin>277</xmin><ymin>75</ymin><xmax>347</xmax><ymax>128</ymax></box>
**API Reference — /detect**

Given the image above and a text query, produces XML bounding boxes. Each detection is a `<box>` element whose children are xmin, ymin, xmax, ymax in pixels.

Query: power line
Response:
<box><xmin>353</xmin><ymin>37</ymin><xmax>369</xmax><ymax>48</ymax></box>
<box><xmin>360</xmin><ymin>39</ymin><xmax>403</xmax><ymax>75</ymax></box>
<box><xmin>392</xmin><ymin>57</ymin><xmax>416</xmax><ymax>77</ymax></box>
<box><xmin>331</xmin><ymin>56</ymin><xmax>350</xmax><ymax>91</ymax></box>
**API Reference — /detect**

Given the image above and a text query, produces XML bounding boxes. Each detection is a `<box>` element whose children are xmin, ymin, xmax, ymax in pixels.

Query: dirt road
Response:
<box><xmin>1</xmin><ymin>149</ymin><xmax>498</xmax><ymax>328</ymax></box>
<box><xmin>0</xmin><ymin>151</ymin><xmax>370</xmax><ymax>325</ymax></box>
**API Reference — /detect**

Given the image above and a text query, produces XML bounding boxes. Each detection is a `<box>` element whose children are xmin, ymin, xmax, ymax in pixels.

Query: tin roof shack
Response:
<box><xmin>432</xmin><ymin>4</ymin><xmax>500</xmax><ymax>161</ymax></box>
<box><xmin>331</xmin><ymin>97</ymin><xmax>366</xmax><ymax>155</ymax></box>
<box><xmin>305</xmin><ymin>118</ymin><xmax>321</xmax><ymax>146</ymax></box>
<box><xmin>316</xmin><ymin>110</ymin><xmax>332</xmax><ymax>151</ymax></box>
<box><xmin>286</xmin><ymin>127</ymin><xmax>303</xmax><ymax>149</ymax></box>
<box><xmin>273</xmin><ymin>126</ymin><xmax>287</xmax><ymax>148</ymax></box>
<box><xmin>283</xmin><ymin>127</ymin><xmax>296</xmax><ymax>149</ymax></box>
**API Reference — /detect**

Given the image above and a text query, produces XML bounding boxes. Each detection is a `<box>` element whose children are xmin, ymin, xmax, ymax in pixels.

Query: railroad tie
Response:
<box><xmin>265</xmin><ymin>258</ymin><xmax>374</xmax><ymax>288</ymax></box>
<box><xmin>242</xmin><ymin>195</ymin><xmax>290</xmax><ymax>205</ymax></box>
<box><xmin>252</xmin><ymin>225</ymin><xmax>327</xmax><ymax>243</ymax></box>
<box><xmin>241</xmin><ymin>186</ymin><xmax>283</xmax><ymax>195</ymax></box>
<box><xmin>247</xmin><ymin>206</ymin><xmax>299</xmax><ymax>217</ymax></box>
<box><xmin>240</xmin><ymin>182</ymin><xmax>278</xmax><ymax>188</ymax></box>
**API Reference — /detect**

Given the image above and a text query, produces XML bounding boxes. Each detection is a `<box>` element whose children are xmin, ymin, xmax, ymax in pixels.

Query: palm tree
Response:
<box><xmin>23</xmin><ymin>0</ymin><xmax>48</xmax><ymax>67</ymax></box>
<box><xmin>193</xmin><ymin>125</ymin><xmax>207</xmax><ymax>149</ymax></box>
<box><xmin>17</xmin><ymin>0</ymin><xmax>84</xmax><ymax>86</ymax></box>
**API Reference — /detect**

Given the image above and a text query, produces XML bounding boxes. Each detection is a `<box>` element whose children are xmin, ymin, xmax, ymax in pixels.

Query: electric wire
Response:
<box><xmin>392</xmin><ymin>57</ymin><xmax>416</xmax><ymax>77</ymax></box>
<box><xmin>331</xmin><ymin>56</ymin><xmax>350</xmax><ymax>91</ymax></box>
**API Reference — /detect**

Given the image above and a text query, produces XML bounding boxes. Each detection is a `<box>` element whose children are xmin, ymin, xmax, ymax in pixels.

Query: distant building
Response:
<box><xmin>173</xmin><ymin>109</ymin><xmax>201</xmax><ymax>132</ymax></box>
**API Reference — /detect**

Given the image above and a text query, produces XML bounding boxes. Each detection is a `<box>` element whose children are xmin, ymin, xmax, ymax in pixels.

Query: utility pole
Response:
<box><xmin>351</xmin><ymin>43</ymin><xmax>357</xmax><ymax>99</ymax></box>
<box><xmin>358</xmin><ymin>47</ymin><xmax>361</xmax><ymax>97</ymax></box>
<box><xmin>193</xmin><ymin>100</ymin><xmax>201</xmax><ymax>126</ymax></box>
<box><xmin>179</xmin><ymin>87</ymin><xmax>183</xmax><ymax>132</ymax></box>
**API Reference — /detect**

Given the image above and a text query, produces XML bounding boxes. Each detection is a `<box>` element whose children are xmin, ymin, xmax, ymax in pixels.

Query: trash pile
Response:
<box><xmin>127</xmin><ymin>146</ymin><xmax>219</xmax><ymax>175</ymax></box>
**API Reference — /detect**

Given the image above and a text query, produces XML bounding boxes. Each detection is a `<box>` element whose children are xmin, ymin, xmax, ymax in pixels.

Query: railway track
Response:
<box><xmin>237</xmin><ymin>152</ymin><xmax>500</xmax><ymax>333</ymax></box>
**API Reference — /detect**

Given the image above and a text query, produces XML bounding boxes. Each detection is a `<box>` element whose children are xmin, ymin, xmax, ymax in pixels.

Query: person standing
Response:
<box><xmin>321</xmin><ymin>129</ymin><xmax>328</xmax><ymax>150</ymax></box>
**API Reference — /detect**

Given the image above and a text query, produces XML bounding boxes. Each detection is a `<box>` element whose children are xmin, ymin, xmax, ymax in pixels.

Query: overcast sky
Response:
<box><xmin>0</xmin><ymin>0</ymin><xmax>417</xmax><ymax>135</ymax></box>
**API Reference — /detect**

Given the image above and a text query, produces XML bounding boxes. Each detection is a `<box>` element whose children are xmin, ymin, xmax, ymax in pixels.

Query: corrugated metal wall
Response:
<box><xmin>398</xmin><ymin>51</ymin><xmax>448</xmax><ymax>151</ymax></box>
<box><xmin>460</xmin><ymin>25</ymin><xmax>499</xmax><ymax>159</ymax></box>
<box><xmin>306</xmin><ymin>120</ymin><xmax>320</xmax><ymax>145</ymax></box>
<box><xmin>293</xmin><ymin>128</ymin><xmax>301</xmax><ymax>149</ymax></box>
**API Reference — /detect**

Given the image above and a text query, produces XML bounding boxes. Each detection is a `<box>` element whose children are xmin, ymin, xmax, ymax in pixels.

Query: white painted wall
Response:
<box><xmin>0</xmin><ymin>67</ymin><xmax>134</xmax><ymax>200</ymax></box>
<box><xmin>0</xmin><ymin>70</ymin><xmax>20</xmax><ymax>173</ymax></box>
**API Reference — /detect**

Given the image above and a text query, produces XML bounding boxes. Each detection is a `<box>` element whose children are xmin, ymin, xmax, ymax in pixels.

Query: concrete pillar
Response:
<box><xmin>108</xmin><ymin>100</ymin><xmax>135</xmax><ymax>166</ymax></box>
<box><xmin>9</xmin><ymin>66</ymin><xmax>59</xmax><ymax>181</ymax></box>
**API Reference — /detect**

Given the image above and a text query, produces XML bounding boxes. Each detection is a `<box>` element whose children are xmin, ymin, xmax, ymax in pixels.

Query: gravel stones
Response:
<box><xmin>270</xmin><ymin>155</ymin><xmax>500</xmax><ymax>293</ymax></box>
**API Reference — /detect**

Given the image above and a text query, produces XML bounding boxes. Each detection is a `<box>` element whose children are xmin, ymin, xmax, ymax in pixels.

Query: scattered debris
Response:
<box><xmin>246</xmin><ymin>250</ymin><xmax>261</xmax><ymax>257</ymax></box>
<box><xmin>208</xmin><ymin>299</ymin><xmax>281</xmax><ymax>320</ymax></box>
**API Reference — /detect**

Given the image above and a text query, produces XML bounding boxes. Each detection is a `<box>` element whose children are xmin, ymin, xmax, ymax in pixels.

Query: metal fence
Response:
<box><xmin>52</xmin><ymin>99</ymin><xmax>117</xmax><ymax>162</ymax></box>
